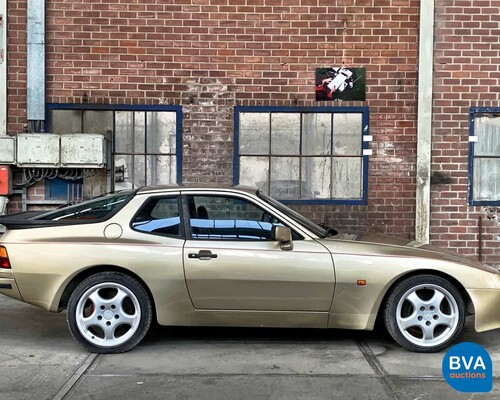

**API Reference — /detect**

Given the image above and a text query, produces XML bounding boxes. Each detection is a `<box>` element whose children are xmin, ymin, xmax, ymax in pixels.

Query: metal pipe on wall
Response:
<box><xmin>0</xmin><ymin>196</ymin><xmax>7</xmax><ymax>215</ymax></box>
<box><xmin>415</xmin><ymin>0</ymin><xmax>435</xmax><ymax>244</ymax></box>
<box><xmin>27</xmin><ymin>0</ymin><xmax>45</xmax><ymax>132</ymax></box>
<box><xmin>478</xmin><ymin>216</ymin><xmax>483</xmax><ymax>262</ymax></box>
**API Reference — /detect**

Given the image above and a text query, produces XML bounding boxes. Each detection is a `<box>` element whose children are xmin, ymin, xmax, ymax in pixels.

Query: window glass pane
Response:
<box><xmin>134</xmin><ymin>112</ymin><xmax>145</xmax><ymax>153</ymax></box>
<box><xmin>301</xmin><ymin>157</ymin><xmax>330</xmax><ymax>199</ymax></box>
<box><xmin>240</xmin><ymin>112</ymin><xmax>270</xmax><ymax>155</ymax></box>
<box><xmin>147</xmin><ymin>155</ymin><xmax>176</xmax><ymax>186</ymax></box>
<box><xmin>147</xmin><ymin>111</ymin><xmax>176</xmax><ymax>154</ymax></box>
<box><xmin>302</xmin><ymin>113</ymin><xmax>331</xmax><ymax>155</ymax></box>
<box><xmin>134</xmin><ymin>155</ymin><xmax>146</xmax><ymax>187</ymax></box>
<box><xmin>474</xmin><ymin>158</ymin><xmax>500</xmax><ymax>201</ymax></box>
<box><xmin>239</xmin><ymin>156</ymin><xmax>269</xmax><ymax>194</ymax></box>
<box><xmin>188</xmin><ymin>195</ymin><xmax>282</xmax><ymax>240</ymax></box>
<box><xmin>474</xmin><ymin>115</ymin><xmax>500</xmax><ymax>156</ymax></box>
<box><xmin>83</xmin><ymin>110</ymin><xmax>113</xmax><ymax>135</ymax></box>
<box><xmin>114</xmin><ymin>111</ymin><xmax>145</xmax><ymax>153</ymax></box>
<box><xmin>115</xmin><ymin>112</ymin><xmax>134</xmax><ymax>153</ymax></box>
<box><xmin>113</xmin><ymin>155</ymin><xmax>145</xmax><ymax>190</ymax></box>
<box><xmin>270</xmin><ymin>157</ymin><xmax>300</xmax><ymax>199</ymax></box>
<box><xmin>271</xmin><ymin>113</ymin><xmax>300</xmax><ymax>155</ymax></box>
<box><xmin>131</xmin><ymin>197</ymin><xmax>180</xmax><ymax>237</ymax></box>
<box><xmin>332</xmin><ymin>157</ymin><xmax>362</xmax><ymax>199</ymax></box>
<box><xmin>333</xmin><ymin>113</ymin><xmax>362</xmax><ymax>155</ymax></box>
<box><xmin>114</xmin><ymin>155</ymin><xmax>132</xmax><ymax>190</ymax></box>
<box><xmin>51</xmin><ymin>110</ymin><xmax>82</xmax><ymax>133</ymax></box>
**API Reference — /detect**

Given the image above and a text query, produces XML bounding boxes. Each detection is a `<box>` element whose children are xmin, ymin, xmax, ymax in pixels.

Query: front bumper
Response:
<box><xmin>468</xmin><ymin>289</ymin><xmax>500</xmax><ymax>332</ymax></box>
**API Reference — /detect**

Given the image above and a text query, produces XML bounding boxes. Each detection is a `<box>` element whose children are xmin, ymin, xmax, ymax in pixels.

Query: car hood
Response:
<box><xmin>320</xmin><ymin>230</ymin><xmax>500</xmax><ymax>274</ymax></box>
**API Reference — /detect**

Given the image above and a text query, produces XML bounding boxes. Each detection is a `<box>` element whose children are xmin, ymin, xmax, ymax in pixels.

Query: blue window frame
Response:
<box><xmin>46</xmin><ymin>104</ymin><xmax>183</xmax><ymax>195</ymax></box>
<box><xmin>233</xmin><ymin>106</ymin><xmax>369</xmax><ymax>205</ymax></box>
<box><xmin>468</xmin><ymin>107</ymin><xmax>500</xmax><ymax>206</ymax></box>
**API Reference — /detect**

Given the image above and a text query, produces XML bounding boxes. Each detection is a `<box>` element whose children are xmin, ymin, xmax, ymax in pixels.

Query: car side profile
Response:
<box><xmin>0</xmin><ymin>185</ymin><xmax>499</xmax><ymax>354</ymax></box>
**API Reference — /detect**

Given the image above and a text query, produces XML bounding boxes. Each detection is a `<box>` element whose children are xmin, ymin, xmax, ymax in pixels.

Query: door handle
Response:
<box><xmin>188</xmin><ymin>250</ymin><xmax>218</xmax><ymax>260</ymax></box>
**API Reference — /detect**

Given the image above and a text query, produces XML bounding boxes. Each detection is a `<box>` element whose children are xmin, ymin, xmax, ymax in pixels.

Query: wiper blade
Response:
<box><xmin>318</xmin><ymin>223</ymin><xmax>338</xmax><ymax>237</ymax></box>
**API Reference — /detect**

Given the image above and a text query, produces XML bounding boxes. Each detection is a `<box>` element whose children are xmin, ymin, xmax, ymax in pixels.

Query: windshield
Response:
<box><xmin>257</xmin><ymin>192</ymin><xmax>329</xmax><ymax>238</ymax></box>
<box><xmin>35</xmin><ymin>191</ymin><xmax>135</xmax><ymax>221</ymax></box>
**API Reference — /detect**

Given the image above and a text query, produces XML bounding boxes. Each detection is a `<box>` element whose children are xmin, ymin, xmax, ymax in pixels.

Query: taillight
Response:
<box><xmin>0</xmin><ymin>246</ymin><xmax>11</xmax><ymax>269</ymax></box>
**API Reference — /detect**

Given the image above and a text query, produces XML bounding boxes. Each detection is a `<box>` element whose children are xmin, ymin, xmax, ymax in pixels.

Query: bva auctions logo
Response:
<box><xmin>442</xmin><ymin>342</ymin><xmax>492</xmax><ymax>393</ymax></box>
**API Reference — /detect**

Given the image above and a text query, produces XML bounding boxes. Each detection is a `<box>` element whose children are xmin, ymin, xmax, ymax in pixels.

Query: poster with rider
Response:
<box><xmin>315</xmin><ymin>67</ymin><xmax>366</xmax><ymax>101</ymax></box>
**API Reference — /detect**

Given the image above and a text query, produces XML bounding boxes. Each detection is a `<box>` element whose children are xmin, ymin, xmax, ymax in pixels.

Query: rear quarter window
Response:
<box><xmin>131</xmin><ymin>196</ymin><xmax>182</xmax><ymax>237</ymax></box>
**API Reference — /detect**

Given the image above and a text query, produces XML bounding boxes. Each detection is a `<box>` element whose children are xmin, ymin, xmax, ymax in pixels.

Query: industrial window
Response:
<box><xmin>46</xmin><ymin>104</ymin><xmax>182</xmax><ymax>195</ymax></box>
<box><xmin>234</xmin><ymin>106</ymin><xmax>369</xmax><ymax>204</ymax></box>
<box><xmin>468</xmin><ymin>108</ymin><xmax>500</xmax><ymax>205</ymax></box>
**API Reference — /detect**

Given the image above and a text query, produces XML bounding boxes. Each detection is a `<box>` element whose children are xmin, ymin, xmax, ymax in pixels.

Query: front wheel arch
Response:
<box><xmin>375</xmin><ymin>269</ymin><xmax>474</xmax><ymax>322</ymax></box>
<box><xmin>381</xmin><ymin>273</ymin><xmax>467</xmax><ymax>352</ymax></box>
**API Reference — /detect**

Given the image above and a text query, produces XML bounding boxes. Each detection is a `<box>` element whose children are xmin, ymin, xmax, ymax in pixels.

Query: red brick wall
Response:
<box><xmin>6</xmin><ymin>0</ymin><xmax>27</xmax><ymax>134</ymax></box>
<box><xmin>432</xmin><ymin>0</ymin><xmax>500</xmax><ymax>264</ymax></box>
<box><xmin>18</xmin><ymin>1</ymin><xmax>498</xmax><ymax>258</ymax></box>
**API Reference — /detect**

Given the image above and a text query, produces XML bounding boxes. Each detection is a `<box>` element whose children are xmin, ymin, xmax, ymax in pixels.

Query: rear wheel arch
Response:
<box><xmin>58</xmin><ymin>265</ymin><xmax>157</xmax><ymax>321</ymax></box>
<box><xmin>67</xmin><ymin>271</ymin><xmax>153</xmax><ymax>353</ymax></box>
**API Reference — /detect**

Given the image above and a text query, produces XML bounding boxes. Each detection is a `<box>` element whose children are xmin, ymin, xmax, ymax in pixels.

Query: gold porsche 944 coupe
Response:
<box><xmin>0</xmin><ymin>185</ymin><xmax>499</xmax><ymax>354</ymax></box>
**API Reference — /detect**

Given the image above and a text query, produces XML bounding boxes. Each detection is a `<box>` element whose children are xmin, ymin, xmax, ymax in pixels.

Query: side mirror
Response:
<box><xmin>271</xmin><ymin>226</ymin><xmax>294</xmax><ymax>251</ymax></box>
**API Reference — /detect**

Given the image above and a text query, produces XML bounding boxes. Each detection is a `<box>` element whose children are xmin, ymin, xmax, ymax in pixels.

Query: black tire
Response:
<box><xmin>383</xmin><ymin>274</ymin><xmax>465</xmax><ymax>353</ymax></box>
<box><xmin>67</xmin><ymin>271</ymin><xmax>152</xmax><ymax>354</ymax></box>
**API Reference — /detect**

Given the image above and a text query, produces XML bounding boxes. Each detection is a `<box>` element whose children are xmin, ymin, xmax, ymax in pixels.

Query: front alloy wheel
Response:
<box><xmin>67</xmin><ymin>272</ymin><xmax>152</xmax><ymax>353</ymax></box>
<box><xmin>384</xmin><ymin>275</ymin><xmax>465</xmax><ymax>352</ymax></box>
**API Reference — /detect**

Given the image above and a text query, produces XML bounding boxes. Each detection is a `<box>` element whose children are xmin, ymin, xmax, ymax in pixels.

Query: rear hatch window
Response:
<box><xmin>35</xmin><ymin>191</ymin><xmax>134</xmax><ymax>222</ymax></box>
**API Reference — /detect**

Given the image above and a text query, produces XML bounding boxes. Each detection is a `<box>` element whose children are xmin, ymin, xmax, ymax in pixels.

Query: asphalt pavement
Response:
<box><xmin>0</xmin><ymin>295</ymin><xmax>498</xmax><ymax>400</ymax></box>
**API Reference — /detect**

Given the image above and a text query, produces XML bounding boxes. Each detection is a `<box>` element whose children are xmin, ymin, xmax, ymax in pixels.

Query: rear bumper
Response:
<box><xmin>0</xmin><ymin>277</ymin><xmax>23</xmax><ymax>302</ymax></box>
<box><xmin>468</xmin><ymin>289</ymin><xmax>500</xmax><ymax>332</ymax></box>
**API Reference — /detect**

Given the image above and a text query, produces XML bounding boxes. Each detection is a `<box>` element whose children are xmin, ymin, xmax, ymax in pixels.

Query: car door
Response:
<box><xmin>182</xmin><ymin>192</ymin><xmax>334</xmax><ymax>312</ymax></box>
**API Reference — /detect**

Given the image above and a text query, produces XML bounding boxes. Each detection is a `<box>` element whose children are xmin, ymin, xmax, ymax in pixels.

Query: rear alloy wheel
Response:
<box><xmin>67</xmin><ymin>272</ymin><xmax>152</xmax><ymax>353</ymax></box>
<box><xmin>383</xmin><ymin>275</ymin><xmax>465</xmax><ymax>352</ymax></box>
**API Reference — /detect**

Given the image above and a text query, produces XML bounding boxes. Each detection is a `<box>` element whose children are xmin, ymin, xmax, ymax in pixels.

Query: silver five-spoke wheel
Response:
<box><xmin>384</xmin><ymin>275</ymin><xmax>465</xmax><ymax>352</ymax></box>
<box><xmin>68</xmin><ymin>272</ymin><xmax>152</xmax><ymax>353</ymax></box>
<box><xmin>396</xmin><ymin>284</ymin><xmax>459</xmax><ymax>347</ymax></box>
<box><xmin>76</xmin><ymin>282</ymin><xmax>141</xmax><ymax>348</ymax></box>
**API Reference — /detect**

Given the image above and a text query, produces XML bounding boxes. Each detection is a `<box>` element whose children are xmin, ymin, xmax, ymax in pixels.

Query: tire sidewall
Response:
<box><xmin>384</xmin><ymin>275</ymin><xmax>465</xmax><ymax>353</ymax></box>
<box><xmin>67</xmin><ymin>272</ymin><xmax>152</xmax><ymax>354</ymax></box>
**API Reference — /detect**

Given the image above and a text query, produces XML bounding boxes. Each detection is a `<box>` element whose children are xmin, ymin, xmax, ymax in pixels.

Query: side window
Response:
<box><xmin>188</xmin><ymin>195</ymin><xmax>286</xmax><ymax>241</ymax></box>
<box><xmin>131</xmin><ymin>197</ymin><xmax>181</xmax><ymax>237</ymax></box>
